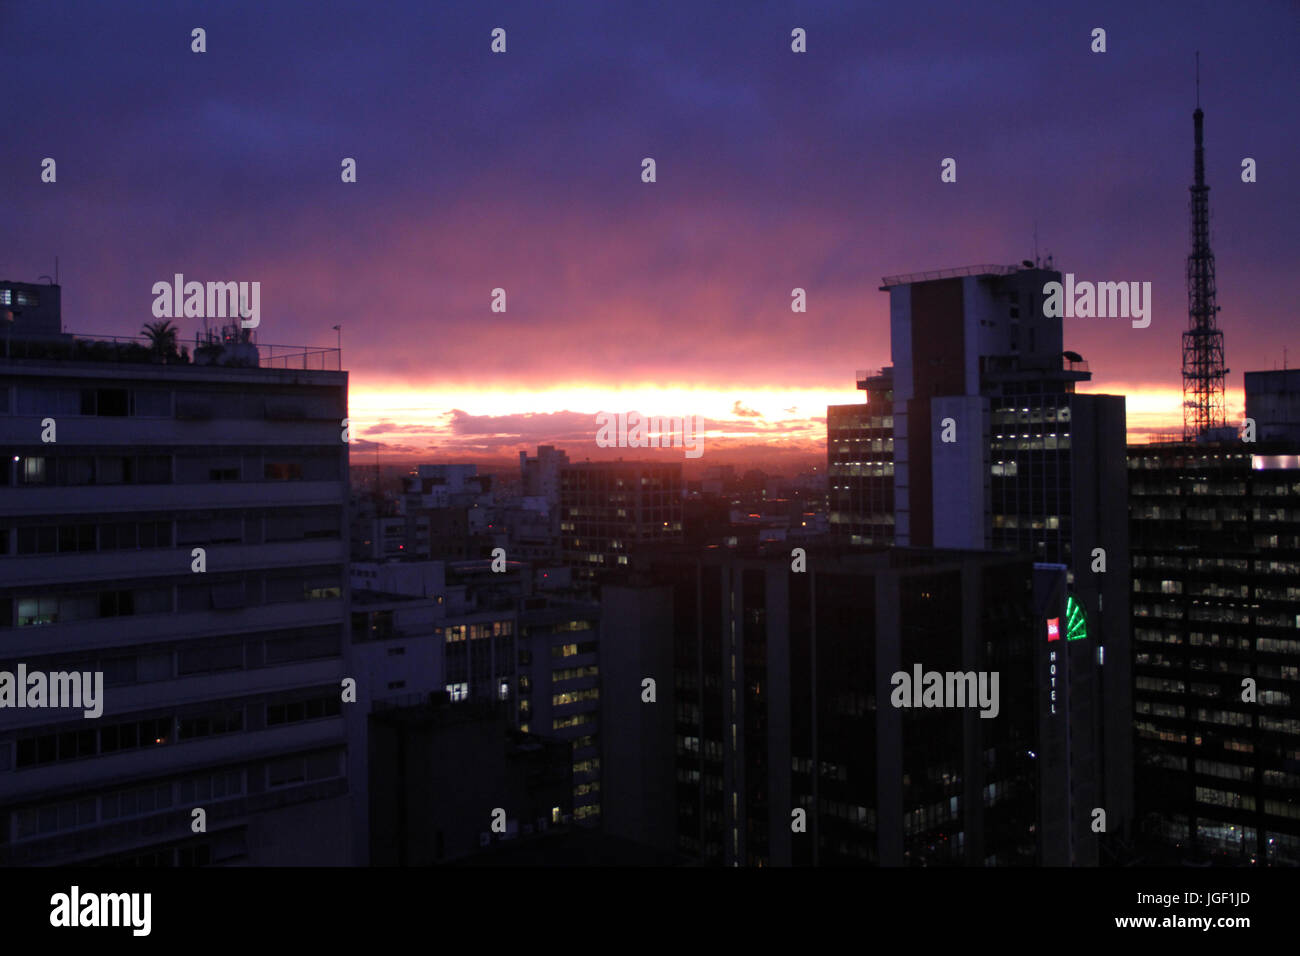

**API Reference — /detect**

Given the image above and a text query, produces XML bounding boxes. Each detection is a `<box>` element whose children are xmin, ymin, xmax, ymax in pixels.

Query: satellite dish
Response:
<box><xmin>1063</xmin><ymin>350</ymin><xmax>1084</xmax><ymax>362</ymax></box>
<box><xmin>1022</xmin><ymin>260</ymin><xmax>1035</xmax><ymax>269</ymax></box>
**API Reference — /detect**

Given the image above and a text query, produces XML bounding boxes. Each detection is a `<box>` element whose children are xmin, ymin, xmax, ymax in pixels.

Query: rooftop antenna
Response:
<box><xmin>1196</xmin><ymin>50</ymin><xmax>1200</xmax><ymax>109</ymax></box>
<box><xmin>1033</xmin><ymin>222</ymin><xmax>1040</xmax><ymax>267</ymax></box>
<box><xmin>55</xmin><ymin>256</ymin><xmax>59</xmax><ymax>285</ymax></box>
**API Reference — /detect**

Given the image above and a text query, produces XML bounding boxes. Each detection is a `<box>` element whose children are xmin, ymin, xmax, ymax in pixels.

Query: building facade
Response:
<box><xmin>0</xmin><ymin>335</ymin><xmax>352</xmax><ymax>865</ymax></box>
<box><xmin>1129</xmin><ymin>432</ymin><xmax>1300</xmax><ymax>863</ymax></box>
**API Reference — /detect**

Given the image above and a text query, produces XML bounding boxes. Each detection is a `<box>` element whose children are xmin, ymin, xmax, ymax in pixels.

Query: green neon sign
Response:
<box><xmin>1066</xmin><ymin>594</ymin><xmax>1088</xmax><ymax>641</ymax></box>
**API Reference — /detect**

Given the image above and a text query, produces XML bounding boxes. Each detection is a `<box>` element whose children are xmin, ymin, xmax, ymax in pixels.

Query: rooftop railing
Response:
<box><xmin>0</xmin><ymin>331</ymin><xmax>341</xmax><ymax>371</ymax></box>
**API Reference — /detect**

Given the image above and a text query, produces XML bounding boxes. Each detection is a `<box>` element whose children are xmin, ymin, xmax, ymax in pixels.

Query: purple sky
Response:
<box><xmin>4</xmin><ymin>0</ymin><xmax>1297</xmax><ymax>461</ymax></box>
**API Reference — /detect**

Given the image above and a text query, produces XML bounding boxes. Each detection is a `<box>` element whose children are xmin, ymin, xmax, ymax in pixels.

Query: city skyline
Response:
<box><xmin>6</xmin><ymin>3</ymin><xmax>1300</xmax><ymax>925</ymax></box>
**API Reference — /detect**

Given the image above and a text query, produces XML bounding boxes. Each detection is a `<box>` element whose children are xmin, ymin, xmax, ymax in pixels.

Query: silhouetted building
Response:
<box><xmin>368</xmin><ymin>695</ymin><xmax>572</xmax><ymax>864</ymax></box>
<box><xmin>846</xmin><ymin>263</ymin><xmax>1134</xmax><ymax>852</ymax></box>
<box><xmin>828</xmin><ymin>367</ymin><xmax>895</xmax><ymax>544</ymax></box>
<box><xmin>0</xmin><ymin>333</ymin><xmax>351</xmax><ymax>864</ymax></box>
<box><xmin>0</xmin><ymin>280</ymin><xmax>63</xmax><ymax>343</ymax></box>
<box><xmin>1129</xmin><ymin>426</ymin><xmax>1300</xmax><ymax>864</ymax></box>
<box><xmin>518</xmin><ymin>601</ymin><xmax>603</xmax><ymax>824</ymax></box>
<box><xmin>608</xmin><ymin>543</ymin><xmax>1098</xmax><ymax>866</ymax></box>
<box><xmin>346</xmin><ymin>587</ymin><xmax>444</xmax><ymax>863</ymax></box>
<box><xmin>402</xmin><ymin>464</ymin><xmax>495</xmax><ymax>560</ymax></box>
<box><xmin>350</xmin><ymin>557</ymin><xmax>603</xmax><ymax>825</ymax></box>
<box><xmin>520</xmin><ymin>445</ymin><xmax>569</xmax><ymax>504</ymax></box>
<box><xmin>559</xmin><ymin>461</ymin><xmax>682</xmax><ymax>584</ymax></box>
<box><xmin>1032</xmin><ymin>562</ymin><xmax>1102</xmax><ymax>865</ymax></box>
<box><xmin>1246</xmin><ymin>369</ymin><xmax>1300</xmax><ymax>444</ymax></box>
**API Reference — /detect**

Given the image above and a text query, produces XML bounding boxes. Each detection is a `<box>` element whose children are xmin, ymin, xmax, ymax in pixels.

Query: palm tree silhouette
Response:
<box><xmin>141</xmin><ymin>320</ymin><xmax>179</xmax><ymax>362</ymax></box>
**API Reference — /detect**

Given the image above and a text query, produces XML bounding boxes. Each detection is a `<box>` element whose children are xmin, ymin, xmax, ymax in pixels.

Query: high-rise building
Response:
<box><xmin>614</xmin><ymin>543</ymin><xmax>1066</xmax><ymax>865</ymax></box>
<box><xmin>517</xmin><ymin>601</ymin><xmax>603</xmax><ymax>824</ymax></box>
<box><xmin>0</xmin><ymin>322</ymin><xmax>352</xmax><ymax>865</ymax></box>
<box><xmin>827</xmin><ymin>367</ymin><xmax>895</xmax><ymax>545</ymax></box>
<box><xmin>1129</xmin><ymin>393</ymin><xmax>1300</xmax><ymax>864</ymax></box>
<box><xmin>1245</xmin><ymin>369</ymin><xmax>1300</xmax><ymax>444</ymax></box>
<box><xmin>559</xmin><ymin>461</ymin><xmax>682</xmax><ymax>584</ymax></box>
<box><xmin>827</xmin><ymin>263</ymin><xmax>1133</xmax><ymax>852</ymax></box>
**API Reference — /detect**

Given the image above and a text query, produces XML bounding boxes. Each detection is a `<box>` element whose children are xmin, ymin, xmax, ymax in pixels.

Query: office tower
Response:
<box><xmin>1245</xmin><ymin>369</ymin><xmax>1300</xmax><ymax>443</ymax></box>
<box><xmin>559</xmin><ymin>460</ymin><xmax>682</xmax><ymax>585</ymax></box>
<box><xmin>871</xmin><ymin>263</ymin><xmax>1132</xmax><ymax>852</ymax></box>
<box><xmin>517</xmin><ymin>601</ymin><xmax>603</xmax><ymax>823</ymax></box>
<box><xmin>598</xmin><ymin>582</ymin><xmax>676</xmax><ymax>850</ymax></box>
<box><xmin>0</xmin><ymin>312</ymin><xmax>351</xmax><ymax>865</ymax></box>
<box><xmin>1129</xmin><ymin>385</ymin><xmax>1300</xmax><ymax>864</ymax></box>
<box><xmin>616</xmin><ymin>543</ymin><xmax>1053</xmax><ymax>865</ymax></box>
<box><xmin>827</xmin><ymin>367</ymin><xmax>895</xmax><ymax>545</ymax></box>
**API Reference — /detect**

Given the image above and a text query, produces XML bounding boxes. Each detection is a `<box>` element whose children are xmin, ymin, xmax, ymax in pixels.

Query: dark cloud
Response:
<box><xmin>4</xmin><ymin>0</ymin><xmax>1296</xmax><ymax>413</ymax></box>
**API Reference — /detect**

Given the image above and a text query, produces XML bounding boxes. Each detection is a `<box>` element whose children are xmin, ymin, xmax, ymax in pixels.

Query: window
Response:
<box><xmin>267</xmin><ymin>757</ymin><xmax>307</xmax><ymax>787</ymax></box>
<box><xmin>137</xmin><ymin>455</ymin><xmax>171</xmax><ymax>483</ymax></box>
<box><xmin>179</xmin><ymin>770</ymin><xmax>243</xmax><ymax>804</ymax></box>
<box><xmin>20</xmin><ymin>457</ymin><xmax>49</xmax><ymax>485</ymax></box>
<box><xmin>57</xmin><ymin>456</ymin><xmax>95</xmax><ymax>485</ymax></box>
<box><xmin>178</xmin><ymin>710</ymin><xmax>243</xmax><ymax>739</ymax></box>
<box><xmin>265</xmin><ymin>694</ymin><xmax>341</xmax><ymax>726</ymax></box>
<box><xmin>132</xmin><ymin>390</ymin><xmax>171</xmax><ymax>417</ymax></box>
<box><xmin>304</xmin><ymin>579</ymin><xmax>341</xmax><ymax>600</ymax></box>
<box><xmin>17</xmin><ymin>386</ymin><xmax>78</xmax><ymax>415</ymax></box>
<box><xmin>96</xmin><ymin>456</ymin><xmax>127</xmax><ymax>484</ymax></box>
<box><xmin>177</xmin><ymin>641</ymin><xmax>244</xmax><ymax>675</ymax></box>
<box><xmin>265</xmin><ymin>630</ymin><xmax>340</xmax><ymax>664</ymax></box>
<box><xmin>81</xmin><ymin>388</ymin><xmax>129</xmax><ymax>417</ymax></box>
<box><xmin>268</xmin><ymin>751</ymin><xmax>339</xmax><ymax>788</ymax></box>
<box><xmin>264</xmin><ymin>462</ymin><xmax>303</xmax><ymax>481</ymax></box>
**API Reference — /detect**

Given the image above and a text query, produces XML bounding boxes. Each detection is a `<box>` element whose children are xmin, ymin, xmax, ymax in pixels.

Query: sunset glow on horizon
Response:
<box><xmin>344</xmin><ymin>378</ymin><xmax>1248</xmax><ymax>466</ymax></box>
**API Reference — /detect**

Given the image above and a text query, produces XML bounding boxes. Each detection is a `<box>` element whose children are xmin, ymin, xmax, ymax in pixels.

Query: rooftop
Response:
<box><xmin>879</xmin><ymin>262</ymin><xmax>1058</xmax><ymax>290</ymax></box>
<box><xmin>0</xmin><ymin>330</ymin><xmax>340</xmax><ymax>372</ymax></box>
